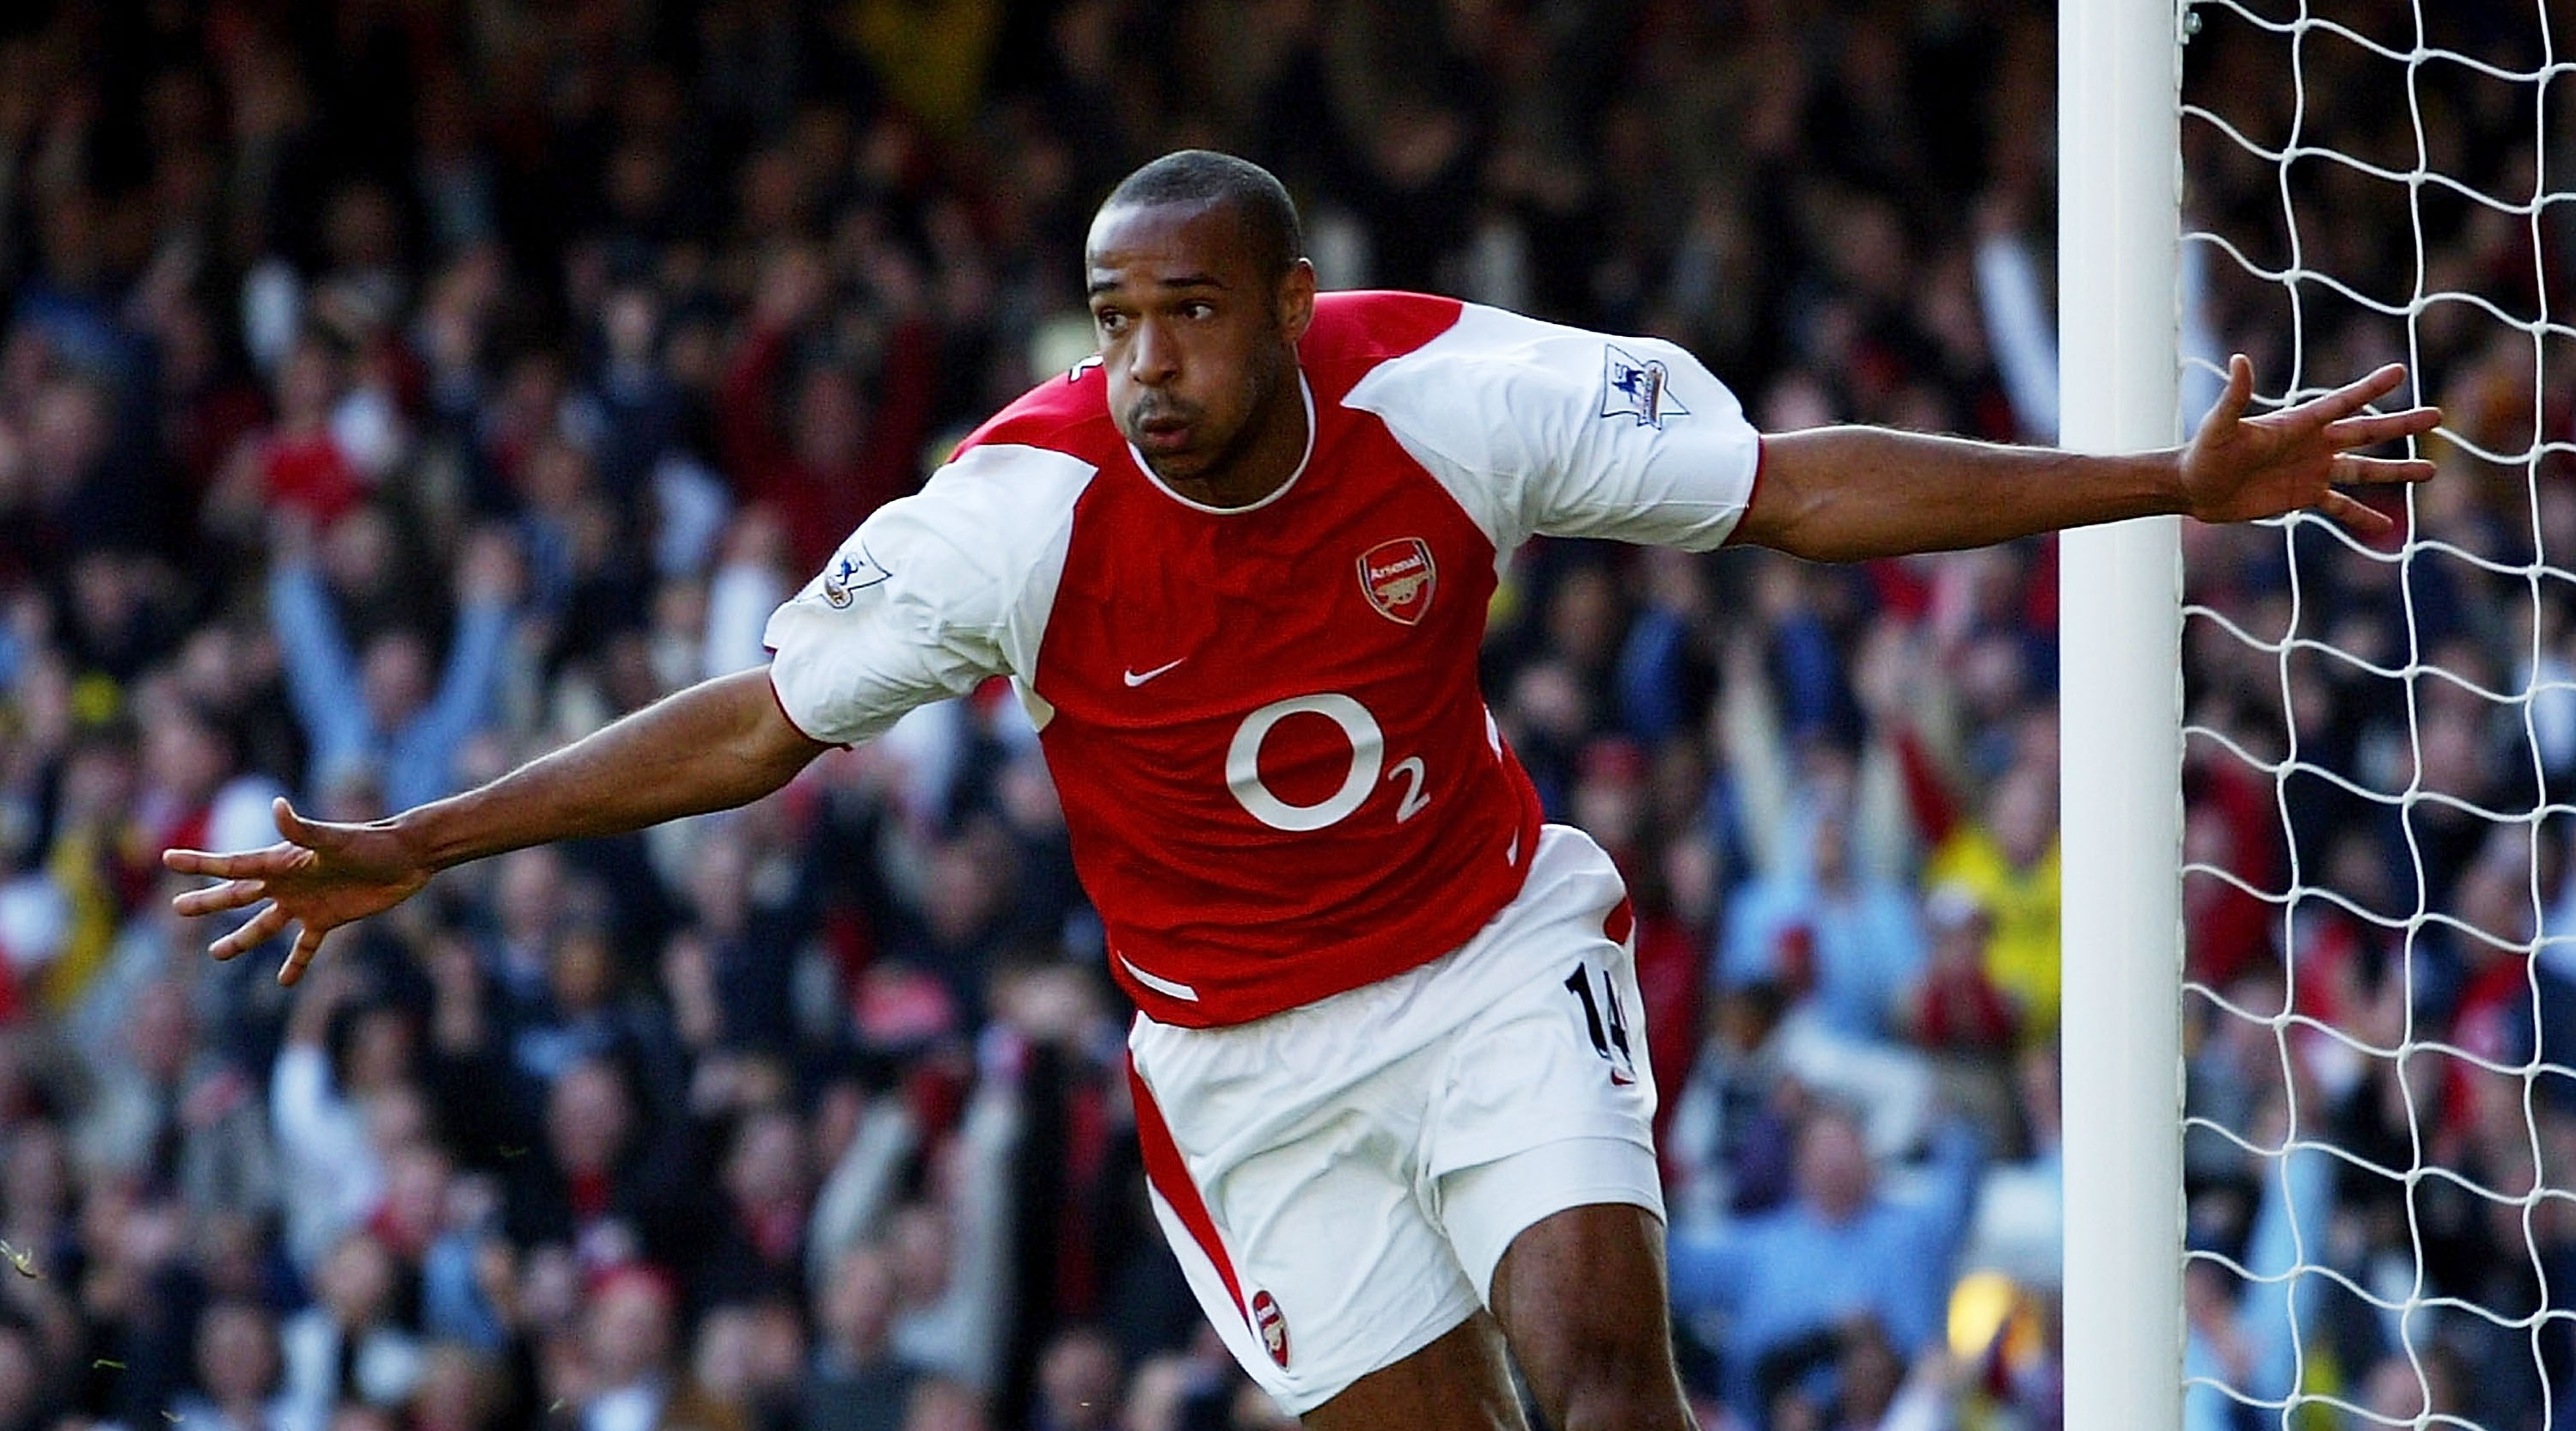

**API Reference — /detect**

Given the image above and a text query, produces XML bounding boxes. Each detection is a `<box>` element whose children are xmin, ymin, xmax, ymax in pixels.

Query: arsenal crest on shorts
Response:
<box><xmin>1251</xmin><ymin>1289</ymin><xmax>1291</xmax><ymax>1367</ymax></box>
<box><xmin>1358</xmin><ymin>537</ymin><xmax>1436</xmax><ymax>625</ymax></box>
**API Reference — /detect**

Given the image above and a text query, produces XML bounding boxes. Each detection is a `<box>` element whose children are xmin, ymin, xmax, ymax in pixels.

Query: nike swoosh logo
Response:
<box><xmin>1123</xmin><ymin>658</ymin><xmax>1186</xmax><ymax>687</ymax></box>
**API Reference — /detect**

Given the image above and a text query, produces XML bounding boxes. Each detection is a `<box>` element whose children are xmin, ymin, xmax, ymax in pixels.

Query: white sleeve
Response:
<box><xmin>762</xmin><ymin>443</ymin><xmax>1090</xmax><ymax>746</ymax></box>
<box><xmin>1345</xmin><ymin>303</ymin><xmax>1763</xmax><ymax>553</ymax></box>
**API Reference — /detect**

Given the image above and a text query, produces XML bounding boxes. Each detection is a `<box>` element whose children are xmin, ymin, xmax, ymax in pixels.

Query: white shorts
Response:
<box><xmin>1127</xmin><ymin>825</ymin><xmax>1667</xmax><ymax>1415</ymax></box>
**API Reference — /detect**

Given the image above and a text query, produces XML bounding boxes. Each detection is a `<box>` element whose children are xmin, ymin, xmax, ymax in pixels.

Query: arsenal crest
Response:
<box><xmin>1358</xmin><ymin>538</ymin><xmax>1437</xmax><ymax>626</ymax></box>
<box><xmin>1251</xmin><ymin>1289</ymin><xmax>1290</xmax><ymax>1367</ymax></box>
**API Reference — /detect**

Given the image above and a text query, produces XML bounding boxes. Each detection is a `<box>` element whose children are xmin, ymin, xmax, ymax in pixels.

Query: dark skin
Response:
<box><xmin>167</xmin><ymin>193</ymin><xmax>2442</xmax><ymax>1431</ymax></box>
<box><xmin>1740</xmin><ymin>349</ymin><xmax>2434</xmax><ymax>560</ymax></box>
<box><xmin>1086</xmin><ymin>198</ymin><xmax>1318</xmax><ymax>506</ymax></box>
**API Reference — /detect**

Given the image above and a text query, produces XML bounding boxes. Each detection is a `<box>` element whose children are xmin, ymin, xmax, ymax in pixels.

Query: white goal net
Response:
<box><xmin>2178</xmin><ymin>3</ymin><xmax>2575</xmax><ymax>1430</ymax></box>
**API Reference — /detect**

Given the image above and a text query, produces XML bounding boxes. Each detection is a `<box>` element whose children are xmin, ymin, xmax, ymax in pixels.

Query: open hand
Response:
<box><xmin>2181</xmin><ymin>354</ymin><xmax>2442</xmax><ymax>535</ymax></box>
<box><xmin>162</xmin><ymin>797</ymin><xmax>433</xmax><ymax>987</ymax></box>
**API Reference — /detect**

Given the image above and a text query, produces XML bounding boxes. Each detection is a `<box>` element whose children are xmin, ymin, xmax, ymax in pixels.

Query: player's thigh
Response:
<box><xmin>1302</xmin><ymin>1312</ymin><xmax>1528</xmax><ymax>1431</ymax></box>
<box><xmin>1485</xmin><ymin>1198</ymin><xmax>1692</xmax><ymax>1430</ymax></box>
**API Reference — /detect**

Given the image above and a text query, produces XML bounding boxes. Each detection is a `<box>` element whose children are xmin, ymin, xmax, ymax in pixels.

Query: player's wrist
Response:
<box><xmin>391</xmin><ymin>796</ymin><xmax>480</xmax><ymax>876</ymax></box>
<box><xmin>2171</xmin><ymin>449</ymin><xmax>2201</xmax><ymax>517</ymax></box>
<box><xmin>2140</xmin><ymin>447</ymin><xmax>2194</xmax><ymax>520</ymax></box>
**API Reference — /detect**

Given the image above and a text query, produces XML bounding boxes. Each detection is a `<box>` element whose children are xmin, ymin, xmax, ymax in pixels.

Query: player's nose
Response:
<box><xmin>1127</xmin><ymin>318</ymin><xmax>1181</xmax><ymax>384</ymax></box>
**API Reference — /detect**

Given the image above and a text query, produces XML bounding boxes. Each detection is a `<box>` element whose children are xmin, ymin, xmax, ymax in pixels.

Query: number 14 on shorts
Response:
<box><xmin>1563</xmin><ymin>960</ymin><xmax>1637</xmax><ymax>1086</ymax></box>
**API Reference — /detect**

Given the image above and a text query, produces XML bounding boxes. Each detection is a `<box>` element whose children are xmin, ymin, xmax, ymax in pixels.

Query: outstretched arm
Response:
<box><xmin>1732</xmin><ymin>357</ymin><xmax>2441</xmax><ymax>562</ymax></box>
<box><xmin>164</xmin><ymin>668</ymin><xmax>831</xmax><ymax>985</ymax></box>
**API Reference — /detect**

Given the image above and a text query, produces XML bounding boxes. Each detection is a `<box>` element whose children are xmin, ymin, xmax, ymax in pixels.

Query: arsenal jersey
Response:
<box><xmin>764</xmin><ymin>291</ymin><xmax>1760</xmax><ymax>1026</ymax></box>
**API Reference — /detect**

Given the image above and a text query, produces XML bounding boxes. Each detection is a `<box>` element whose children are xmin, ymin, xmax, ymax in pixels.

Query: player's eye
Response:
<box><xmin>1093</xmin><ymin>309</ymin><xmax>1129</xmax><ymax>335</ymax></box>
<box><xmin>1179</xmin><ymin>301</ymin><xmax>1215</xmax><ymax>321</ymax></box>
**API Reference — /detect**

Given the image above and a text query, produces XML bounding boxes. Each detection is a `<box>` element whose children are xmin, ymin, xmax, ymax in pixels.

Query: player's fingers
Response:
<box><xmin>271</xmin><ymin>799</ymin><xmax>358</xmax><ymax>867</ymax></box>
<box><xmin>162</xmin><ymin>847</ymin><xmax>270</xmax><ymax>878</ymax></box>
<box><xmin>272</xmin><ymin>796</ymin><xmax>316</xmax><ymax>845</ymax></box>
<box><xmin>2323</xmin><ymin>404</ymin><xmax>2442</xmax><ymax>447</ymax></box>
<box><xmin>2318</xmin><ymin>489</ymin><xmax>2395</xmax><ymax>537</ymax></box>
<box><xmin>163</xmin><ymin>844</ymin><xmax>297</xmax><ymax>880</ymax></box>
<box><xmin>172</xmin><ymin>879</ymin><xmax>265</xmax><ymax>917</ymax></box>
<box><xmin>2334</xmin><ymin>454</ymin><xmax>2438</xmax><ymax>486</ymax></box>
<box><xmin>209</xmin><ymin>902</ymin><xmax>291</xmax><ymax>962</ymax></box>
<box><xmin>2297</xmin><ymin>364</ymin><xmax>2410</xmax><ymax>425</ymax></box>
<box><xmin>2207</xmin><ymin>353</ymin><xmax>2255</xmax><ymax>428</ymax></box>
<box><xmin>278</xmin><ymin>926</ymin><xmax>325</xmax><ymax>988</ymax></box>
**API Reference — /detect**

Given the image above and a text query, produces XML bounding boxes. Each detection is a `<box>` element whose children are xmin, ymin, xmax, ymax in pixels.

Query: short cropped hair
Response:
<box><xmin>1101</xmin><ymin>150</ymin><xmax>1305</xmax><ymax>278</ymax></box>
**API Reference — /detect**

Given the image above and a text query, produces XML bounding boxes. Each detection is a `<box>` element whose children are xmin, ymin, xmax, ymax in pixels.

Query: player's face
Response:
<box><xmin>1086</xmin><ymin>199</ymin><xmax>1315</xmax><ymax>497</ymax></box>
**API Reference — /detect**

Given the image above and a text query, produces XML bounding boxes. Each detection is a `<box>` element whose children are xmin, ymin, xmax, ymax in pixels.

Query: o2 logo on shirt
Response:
<box><xmin>1225</xmin><ymin>694</ymin><xmax>1430</xmax><ymax>832</ymax></box>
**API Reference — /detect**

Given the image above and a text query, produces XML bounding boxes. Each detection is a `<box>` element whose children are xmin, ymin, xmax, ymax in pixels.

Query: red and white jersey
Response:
<box><xmin>764</xmin><ymin>291</ymin><xmax>1760</xmax><ymax>1026</ymax></box>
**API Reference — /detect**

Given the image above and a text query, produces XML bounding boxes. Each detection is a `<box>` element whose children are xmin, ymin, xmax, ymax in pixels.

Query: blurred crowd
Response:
<box><xmin>0</xmin><ymin>0</ymin><xmax>2561</xmax><ymax>1429</ymax></box>
<box><xmin>2175</xmin><ymin>7</ymin><xmax>2576</xmax><ymax>1431</ymax></box>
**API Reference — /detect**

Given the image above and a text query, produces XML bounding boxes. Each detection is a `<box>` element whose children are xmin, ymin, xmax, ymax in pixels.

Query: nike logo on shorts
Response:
<box><xmin>1123</xmin><ymin>658</ymin><xmax>1186</xmax><ymax>687</ymax></box>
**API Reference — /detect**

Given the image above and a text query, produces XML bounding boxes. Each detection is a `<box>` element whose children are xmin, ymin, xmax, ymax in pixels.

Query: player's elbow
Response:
<box><xmin>1735</xmin><ymin>492</ymin><xmax>1882</xmax><ymax>564</ymax></box>
<box><xmin>711</xmin><ymin>670</ymin><xmax>834</xmax><ymax>799</ymax></box>
<box><xmin>1730</xmin><ymin>435</ymin><xmax>1873</xmax><ymax>562</ymax></box>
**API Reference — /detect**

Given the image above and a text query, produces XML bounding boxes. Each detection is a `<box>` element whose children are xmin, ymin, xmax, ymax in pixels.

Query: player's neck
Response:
<box><xmin>1156</xmin><ymin>374</ymin><xmax>1312</xmax><ymax>509</ymax></box>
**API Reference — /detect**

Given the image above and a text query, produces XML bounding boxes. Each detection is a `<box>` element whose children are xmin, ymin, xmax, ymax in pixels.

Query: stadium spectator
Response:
<box><xmin>883</xmin><ymin>1084</ymin><xmax>1017</xmax><ymax>1396</ymax></box>
<box><xmin>267</xmin><ymin>518</ymin><xmax>523</xmax><ymax>815</ymax></box>
<box><xmin>507</xmin><ymin>1053</ymin><xmax>693</xmax><ymax>1279</ymax></box>
<box><xmin>1669</xmin><ymin>1103</ymin><xmax>1986</xmax><ymax>1426</ymax></box>
<box><xmin>692</xmin><ymin>1298</ymin><xmax>810</xmax><ymax>1431</ymax></box>
<box><xmin>279</xmin><ymin>1228</ymin><xmax>425</xmax><ymax>1422</ymax></box>
<box><xmin>697</xmin><ymin>1106</ymin><xmax>815</xmax><ymax>1309</ymax></box>
<box><xmin>168</xmin><ymin>1299</ymin><xmax>303</xmax><ymax>1431</ymax></box>
<box><xmin>266</xmin><ymin>963</ymin><xmax>418</xmax><ymax>1269</ymax></box>
<box><xmin>409</xmin><ymin>1342</ymin><xmax>511</xmax><ymax>1431</ymax></box>
<box><xmin>568</xmin><ymin>1264</ymin><xmax>744</xmax><ymax>1431</ymax></box>
<box><xmin>2180</xmin><ymin>1130</ymin><xmax>2331</xmax><ymax>1431</ymax></box>
<box><xmin>806</xmin><ymin>1242</ymin><xmax>929</xmax><ymax>1431</ymax></box>
<box><xmin>1027</xmin><ymin>1324</ymin><xmax>1120</xmax><ymax>1431</ymax></box>
<box><xmin>1918</xmin><ymin>761</ymin><xmax>2061</xmax><ymax>1045</ymax></box>
<box><xmin>719</xmin><ymin>254</ymin><xmax>940</xmax><ymax>575</ymax></box>
<box><xmin>1896</xmin><ymin>884</ymin><xmax>2016</xmax><ymax>1057</ymax></box>
<box><xmin>71</xmin><ymin>971</ymin><xmax>279</xmax><ymax>1215</ymax></box>
<box><xmin>1720</xmin><ymin>804</ymin><xmax>1926</xmax><ymax>1043</ymax></box>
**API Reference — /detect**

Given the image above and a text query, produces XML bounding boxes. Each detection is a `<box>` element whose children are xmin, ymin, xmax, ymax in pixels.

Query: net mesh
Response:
<box><xmin>2179</xmin><ymin>2</ymin><xmax>2576</xmax><ymax>1428</ymax></box>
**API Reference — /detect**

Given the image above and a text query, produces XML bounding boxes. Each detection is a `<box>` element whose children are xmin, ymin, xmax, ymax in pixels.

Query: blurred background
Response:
<box><xmin>0</xmin><ymin>0</ymin><xmax>2554</xmax><ymax>1428</ymax></box>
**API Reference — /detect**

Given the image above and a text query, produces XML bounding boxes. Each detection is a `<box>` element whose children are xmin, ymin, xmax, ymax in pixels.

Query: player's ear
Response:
<box><xmin>1276</xmin><ymin>258</ymin><xmax>1317</xmax><ymax>344</ymax></box>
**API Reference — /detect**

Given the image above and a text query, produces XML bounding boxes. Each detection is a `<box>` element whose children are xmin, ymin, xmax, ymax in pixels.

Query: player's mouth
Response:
<box><xmin>1133</xmin><ymin>410</ymin><xmax>1197</xmax><ymax>453</ymax></box>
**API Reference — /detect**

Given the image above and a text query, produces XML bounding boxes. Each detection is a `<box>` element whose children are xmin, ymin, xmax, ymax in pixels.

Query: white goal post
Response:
<box><xmin>2059</xmin><ymin>9</ymin><xmax>2186</xmax><ymax>1431</ymax></box>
